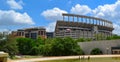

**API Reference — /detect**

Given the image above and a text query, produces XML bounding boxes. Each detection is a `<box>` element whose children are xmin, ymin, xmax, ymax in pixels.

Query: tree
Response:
<box><xmin>75</xmin><ymin>38</ymin><xmax>92</xmax><ymax>42</ymax></box>
<box><xmin>75</xmin><ymin>38</ymin><xmax>85</xmax><ymax>42</ymax></box>
<box><xmin>43</xmin><ymin>37</ymin><xmax>84</xmax><ymax>56</ymax></box>
<box><xmin>0</xmin><ymin>34</ymin><xmax>18</xmax><ymax>58</ymax></box>
<box><xmin>16</xmin><ymin>37</ymin><xmax>84</xmax><ymax>56</ymax></box>
<box><xmin>41</xmin><ymin>44</ymin><xmax>52</xmax><ymax>56</ymax></box>
<box><xmin>29</xmin><ymin>46</ymin><xmax>40</xmax><ymax>55</ymax></box>
<box><xmin>90</xmin><ymin>48</ymin><xmax>103</xmax><ymax>55</ymax></box>
<box><xmin>16</xmin><ymin>38</ymin><xmax>34</xmax><ymax>55</ymax></box>
<box><xmin>112</xmin><ymin>35</ymin><xmax>120</xmax><ymax>39</ymax></box>
<box><xmin>106</xmin><ymin>35</ymin><xmax>120</xmax><ymax>40</ymax></box>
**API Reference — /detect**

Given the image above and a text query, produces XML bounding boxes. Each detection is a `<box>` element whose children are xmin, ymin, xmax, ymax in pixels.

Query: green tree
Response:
<box><xmin>35</xmin><ymin>37</ymin><xmax>45</xmax><ymax>45</ymax></box>
<box><xmin>43</xmin><ymin>37</ymin><xmax>84</xmax><ymax>56</ymax></box>
<box><xmin>0</xmin><ymin>34</ymin><xmax>18</xmax><ymax>58</ymax></box>
<box><xmin>106</xmin><ymin>35</ymin><xmax>120</xmax><ymax>40</ymax></box>
<box><xmin>94</xmin><ymin>33</ymin><xmax>107</xmax><ymax>40</ymax></box>
<box><xmin>42</xmin><ymin>44</ymin><xmax>52</xmax><ymax>56</ymax></box>
<box><xmin>112</xmin><ymin>35</ymin><xmax>120</xmax><ymax>39</ymax></box>
<box><xmin>16</xmin><ymin>38</ymin><xmax>34</xmax><ymax>55</ymax></box>
<box><xmin>16</xmin><ymin>37</ymin><xmax>84</xmax><ymax>56</ymax></box>
<box><xmin>90</xmin><ymin>48</ymin><xmax>103</xmax><ymax>55</ymax></box>
<box><xmin>75</xmin><ymin>38</ymin><xmax>85</xmax><ymax>42</ymax></box>
<box><xmin>29</xmin><ymin>46</ymin><xmax>40</xmax><ymax>55</ymax></box>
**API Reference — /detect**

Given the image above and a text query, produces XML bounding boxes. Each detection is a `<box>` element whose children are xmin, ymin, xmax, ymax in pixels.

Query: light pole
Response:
<box><xmin>106</xmin><ymin>47</ymin><xmax>109</xmax><ymax>54</ymax></box>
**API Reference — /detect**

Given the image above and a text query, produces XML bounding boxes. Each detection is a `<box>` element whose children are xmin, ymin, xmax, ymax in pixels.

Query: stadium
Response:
<box><xmin>55</xmin><ymin>13</ymin><xmax>114</xmax><ymax>40</ymax></box>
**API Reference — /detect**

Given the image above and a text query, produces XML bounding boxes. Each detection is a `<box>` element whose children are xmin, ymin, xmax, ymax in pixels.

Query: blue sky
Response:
<box><xmin>0</xmin><ymin>0</ymin><xmax>120</xmax><ymax>35</ymax></box>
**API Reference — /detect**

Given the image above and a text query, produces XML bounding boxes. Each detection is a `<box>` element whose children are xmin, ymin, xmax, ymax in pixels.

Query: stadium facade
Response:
<box><xmin>55</xmin><ymin>13</ymin><xmax>114</xmax><ymax>39</ymax></box>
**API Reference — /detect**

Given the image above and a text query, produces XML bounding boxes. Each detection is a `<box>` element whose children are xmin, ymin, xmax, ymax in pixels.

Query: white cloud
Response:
<box><xmin>0</xmin><ymin>29</ymin><xmax>8</xmax><ymax>32</ymax></box>
<box><xmin>0</xmin><ymin>10</ymin><xmax>35</xmax><ymax>26</ymax></box>
<box><xmin>92</xmin><ymin>0</ymin><xmax>120</xmax><ymax>23</ymax></box>
<box><xmin>91</xmin><ymin>0</ymin><xmax>120</xmax><ymax>35</ymax></box>
<box><xmin>41</xmin><ymin>7</ymin><xmax>67</xmax><ymax>21</ymax></box>
<box><xmin>7</xmin><ymin>0</ymin><xmax>24</xmax><ymax>10</ymax></box>
<box><xmin>113</xmin><ymin>24</ymin><xmax>120</xmax><ymax>35</ymax></box>
<box><xmin>71</xmin><ymin>4</ymin><xmax>91</xmax><ymax>15</ymax></box>
<box><xmin>46</xmin><ymin>22</ymin><xmax>56</xmax><ymax>32</ymax></box>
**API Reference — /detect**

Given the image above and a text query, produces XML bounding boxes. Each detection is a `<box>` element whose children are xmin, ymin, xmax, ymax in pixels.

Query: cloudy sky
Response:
<box><xmin>0</xmin><ymin>0</ymin><xmax>120</xmax><ymax>35</ymax></box>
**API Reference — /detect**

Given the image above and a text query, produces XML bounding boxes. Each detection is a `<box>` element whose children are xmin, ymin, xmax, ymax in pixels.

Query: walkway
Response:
<box><xmin>8</xmin><ymin>55</ymin><xmax>120</xmax><ymax>62</ymax></box>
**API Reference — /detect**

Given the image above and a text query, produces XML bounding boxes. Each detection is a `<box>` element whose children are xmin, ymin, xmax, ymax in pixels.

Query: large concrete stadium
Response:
<box><xmin>55</xmin><ymin>13</ymin><xmax>114</xmax><ymax>39</ymax></box>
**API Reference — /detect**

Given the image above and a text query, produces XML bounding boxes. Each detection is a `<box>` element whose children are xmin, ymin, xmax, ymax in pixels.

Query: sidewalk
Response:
<box><xmin>8</xmin><ymin>55</ymin><xmax>120</xmax><ymax>62</ymax></box>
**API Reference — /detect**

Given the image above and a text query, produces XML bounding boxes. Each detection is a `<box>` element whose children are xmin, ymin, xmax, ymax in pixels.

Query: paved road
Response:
<box><xmin>8</xmin><ymin>55</ymin><xmax>120</xmax><ymax>62</ymax></box>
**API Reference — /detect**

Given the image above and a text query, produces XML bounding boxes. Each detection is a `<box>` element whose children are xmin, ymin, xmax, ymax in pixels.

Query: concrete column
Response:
<box><xmin>89</xmin><ymin>18</ymin><xmax>91</xmax><ymax>24</ymax></box>
<box><xmin>92</xmin><ymin>31</ymin><xmax>93</xmax><ymax>40</ymax></box>
<box><xmin>108</xmin><ymin>23</ymin><xmax>110</xmax><ymax>27</ymax></box>
<box><xmin>101</xmin><ymin>31</ymin><xmax>103</xmax><ymax>40</ymax></box>
<box><xmin>77</xmin><ymin>16</ymin><xmax>79</xmax><ymax>22</ymax></box>
<box><xmin>107</xmin><ymin>22</ymin><xmax>108</xmax><ymax>27</ymax></box>
<box><xmin>101</xmin><ymin>21</ymin><xmax>103</xmax><ymax>26</ymax></box>
<box><xmin>109</xmin><ymin>23</ymin><xmax>110</xmax><ymax>27</ymax></box>
<box><xmin>110</xmin><ymin>23</ymin><xmax>112</xmax><ymax>28</ymax></box>
<box><xmin>105</xmin><ymin>22</ymin><xmax>107</xmax><ymax>27</ymax></box>
<box><xmin>99</xmin><ymin>20</ymin><xmax>100</xmax><ymax>25</ymax></box>
<box><xmin>104</xmin><ymin>21</ymin><xmax>105</xmax><ymax>26</ymax></box>
<box><xmin>81</xmin><ymin>17</ymin><xmax>83</xmax><ymax>23</ymax></box>
<box><xmin>103</xmin><ymin>21</ymin><xmax>104</xmax><ymax>26</ymax></box>
<box><xmin>93</xmin><ymin>19</ymin><xmax>94</xmax><ymax>25</ymax></box>
<box><xmin>108</xmin><ymin>32</ymin><xmax>110</xmax><ymax>37</ymax></box>
<box><xmin>63</xmin><ymin>15</ymin><xmax>64</xmax><ymax>21</ymax></box>
<box><xmin>83</xmin><ymin>30</ymin><xmax>84</xmax><ymax>38</ymax></box>
<box><xmin>104</xmin><ymin>32</ymin><xmax>106</xmax><ymax>40</ymax></box>
<box><xmin>110</xmin><ymin>32</ymin><xmax>112</xmax><ymax>37</ymax></box>
<box><xmin>73</xmin><ymin>16</ymin><xmax>74</xmax><ymax>22</ymax></box>
<box><xmin>106</xmin><ymin>32</ymin><xmax>108</xmax><ymax>38</ymax></box>
<box><xmin>102</xmin><ymin>21</ymin><xmax>104</xmax><ymax>26</ymax></box>
<box><xmin>105</xmin><ymin>21</ymin><xmax>106</xmax><ymax>26</ymax></box>
<box><xmin>96</xmin><ymin>20</ymin><xmax>97</xmax><ymax>25</ymax></box>
<box><xmin>107</xmin><ymin>22</ymin><xmax>109</xmax><ymax>27</ymax></box>
<box><xmin>104</xmin><ymin>21</ymin><xmax>106</xmax><ymax>26</ymax></box>
<box><xmin>109</xmin><ymin>23</ymin><xmax>111</xmax><ymax>27</ymax></box>
<box><xmin>111</xmin><ymin>23</ymin><xmax>113</xmax><ymax>28</ymax></box>
<box><xmin>87</xmin><ymin>30</ymin><xmax>88</xmax><ymax>38</ymax></box>
<box><xmin>68</xmin><ymin>16</ymin><xmax>69</xmax><ymax>22</ymax></box>
<box><xmin>82</xmin><ymin>17</ymin><xmax>84</xmax><ymax>23</ymax></box>
<box><xmin>86</xmin><ymin>18</ymin><xmax>87</xmax><ymax>23</ymax></box>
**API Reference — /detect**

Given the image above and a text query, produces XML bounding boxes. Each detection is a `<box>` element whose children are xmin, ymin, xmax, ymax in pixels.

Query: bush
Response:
<box><xmin>75</xmin><ymin>38</ymin><xmax>85</xmax><ymax>42</ymax></box>
<box><xmin>42</xmin><ymin>37</ymin><xmax>84</xmax><ymax>56</ymax></box>
<box><xmin>106</xmin><ymin>37</ymin><xmax>112</xmax><ymax>40</ymax></box>
<box><xmin>16</xmin><ymin>38</ymin><xmax>34</xmax><ymax>55</ymax></box>
<box><xmin>85</xmin><ymin>38</ymin><xmax>92</xmax><ymax>42</ymax></box>
<box><xmin>90</xmin><ymin>48</ymin><xmax>103</xmax><ymax>55</ymax></box>
<box><xmin>0</xmin><ymin>35</ymin><xmax>18</xmax><ymax>58</ymax></box>
<box><xmin>16</xmin><ymin>37</ymin><xmax>84</xmax><ymax>56</ymax></box>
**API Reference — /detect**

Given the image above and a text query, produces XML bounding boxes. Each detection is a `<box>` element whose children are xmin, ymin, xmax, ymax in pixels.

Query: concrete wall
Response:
<box><xmin>78</xmin><ymin>39</ymin><xmax>120</xmax><ymax>54</ymax></box>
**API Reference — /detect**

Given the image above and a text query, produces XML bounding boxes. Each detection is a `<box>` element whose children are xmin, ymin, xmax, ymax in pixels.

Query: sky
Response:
<box><xmin>0</xmin><ymin>0</ymin><xmax>120</xmax><ymax>35</ymax></box>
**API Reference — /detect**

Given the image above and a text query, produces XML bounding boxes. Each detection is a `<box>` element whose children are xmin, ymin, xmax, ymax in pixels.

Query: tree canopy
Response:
<box><xmin>16</xmin><ymin>37</ymin><xmax>84</xmax><ymax>56</ymax></box>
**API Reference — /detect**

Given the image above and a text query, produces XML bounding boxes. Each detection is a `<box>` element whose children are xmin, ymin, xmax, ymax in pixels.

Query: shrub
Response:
<box><xmin>42</xmin><ymin>37</ymin><xmax>84</xmax><ymax>56</ymax></box>
<box><xmin>90</xmin><ymin>48</ymin><xmax>103</xmax><ymax>55</ymax></box>
<box><xmin>75</xmin><ymin>38</ymin><xmax>85</xmax><ymax>42</ymax></box>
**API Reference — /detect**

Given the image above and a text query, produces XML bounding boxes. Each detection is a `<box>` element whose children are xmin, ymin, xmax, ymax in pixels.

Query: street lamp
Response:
<box><xmin>106</xmin><ymin>47</ymin><xmax>109</xmax><ymax>54</ymax></box>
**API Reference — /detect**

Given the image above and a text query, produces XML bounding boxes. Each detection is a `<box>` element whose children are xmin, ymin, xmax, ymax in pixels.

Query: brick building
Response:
<box><xmin>12</xmin><ymin>27</ymin><xmax>46</xmax><ymax>39</ymax></box>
